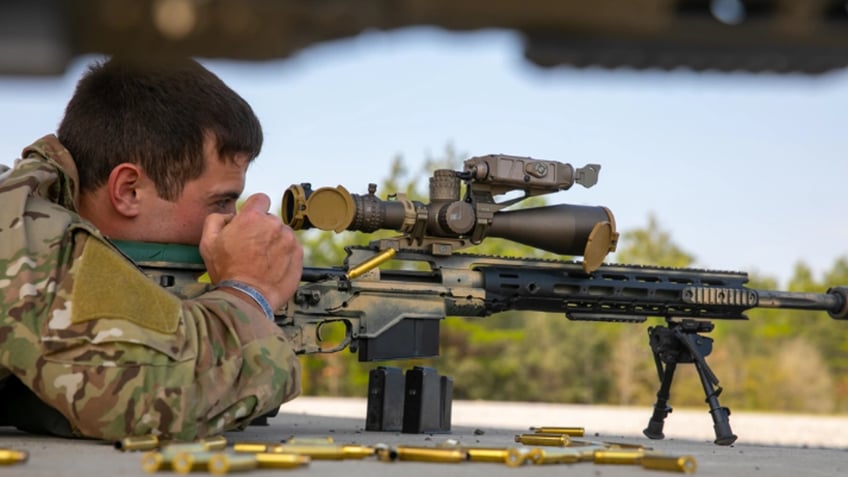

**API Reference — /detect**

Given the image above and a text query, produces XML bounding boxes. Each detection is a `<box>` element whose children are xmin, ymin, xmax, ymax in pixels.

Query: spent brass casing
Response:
<box><xmin>172</xmin><ymin>451</ymin><xmax>218</xmax><ymax>474</ymax></box>
<box><xmin>347</xmin><ymin>248</ymin><xmax>397</xmax><ymax>279</ymax></box>
<box><xmin>118</xmin><ymin>434</ymin><xmax>226</xmax><ymax>453</ymax></box>
<box><xmin>233</xmin><ymin>442</ymin><xmax>282</xmax><ymax>453</ymax></box>
<box><xmin>159</xmin><ymin>443</ymin><xmax>213</xmax><ymax>456</ymax></box>
<box><xmin>340</xmin><ymin>445</ymin><xmax>377</xmax><ymax>459</ymax></box>
<box><xmin>256</xmin><ymin>453</ymin><xmax>312</xmax><ymax>469</ymax></box>
<box><xmin>266</xmin><ymin>444</ymin><xmax>373</xmax><ymax>460</ymax></box>
<box><xmin>593</xmin><ymin>449</ymin><xmax>645</xmax><ymax>465</ymax></box>
<box><xmin>392</xmin><ymin>446</ymin><xmax>469</xmax><ymax>463</ymax></box>
<box><xmin>208</xmin><ymin>454</ymin><xmax>258</xmax><ymax>475</ymax></box>
<box><xmin>462</xmin><ymin>447</ymin><xmax>515</xmax><ymax>464</ymax></box>
<box><xmin>0</xmin><ymin>449</ymin><xmax>29</xmax><ymax>465</ymax></box>
<box><xmin>641</xmin><ymin>454</ymin><xmax>698</xmax><ymax>474</ymax></box>
<box><xmin>531</xmin><ymin>448</ymin><xmax>581</xmax><ymax>465</ymax></box>
<box><xmin>140</xmin><ymin>452</ymin><xmax>170</xmax><ymax>473</ymax></box>
<box><xmin>514</xmin><ymin>433</ymin><xmax>571</xmax><ymax>447</ymax></box>
<box><xmin>286</xmin><ymin>436</ymin><xmax>334</xmax><ymax>445</ymax></box>
<box><xmin>531</xmin><ymin>427</ymin><xmax>585</xmax><ymax>437</ymax></box>
<box><xmin>435</xmin><ymin>440</ymin><xmax>521</xmax><ymax>466</ymax></box>
<box><xmin>116</xmin><ymin>435</ymin><xmax>161</xmax><ymax>452</ymax></box>
<box><xmin>532</xmin><ymin>445</ymin><xmax>605</xmax><ymax>465</ymax></box>
<box><xmin>603</xmin><ymin>440</ymin><xmax>652</xmax><ymax>450</ymax></box>
<box><xmin>199</xmin><ymin>435</ymin><xmax>228</xmax><ymax>451</ymax></box>
<box><xmin>505</xmin><ymin>447</ymin><xmax>540</xmax><ymax>467</ymax></box>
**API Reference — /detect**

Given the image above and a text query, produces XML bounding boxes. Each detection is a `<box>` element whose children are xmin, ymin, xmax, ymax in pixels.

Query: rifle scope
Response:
<box><xmin>282</xmin><ymin>155</ymin><xmax>618</xmax><ymax>270</ymax></box>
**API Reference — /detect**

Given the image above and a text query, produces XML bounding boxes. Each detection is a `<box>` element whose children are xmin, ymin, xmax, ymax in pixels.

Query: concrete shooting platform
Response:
<box><xmin>1</xmin><ymin>396</ymin><xmax>846</xmax><ymax>477</ymax></box>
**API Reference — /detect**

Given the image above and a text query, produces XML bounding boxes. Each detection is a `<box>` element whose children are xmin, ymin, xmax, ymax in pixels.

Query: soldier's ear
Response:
<box><xmin>107</xmin><ymin>163</ymin><xmax>142</xmax><ymax>218</ymax></box>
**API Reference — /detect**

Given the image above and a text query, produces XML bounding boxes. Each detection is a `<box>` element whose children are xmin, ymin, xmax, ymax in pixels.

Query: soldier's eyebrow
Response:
<box><xmin>211</xmin><ymin>191</ymin><xmax>240</xmax><ymax>200</ymax></box>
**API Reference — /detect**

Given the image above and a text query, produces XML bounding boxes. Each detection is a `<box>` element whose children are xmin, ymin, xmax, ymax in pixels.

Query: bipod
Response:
<box><xmin>642</xmin><ymin>318</ymin><xmax>737</xmax><ymax>446</ymax></box>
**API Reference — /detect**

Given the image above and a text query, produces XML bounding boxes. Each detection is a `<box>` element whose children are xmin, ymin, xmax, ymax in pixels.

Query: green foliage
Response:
<box><xmin>293</xmin><ymin>148</ymin><xmax>848</xmax><ymax>415</ymax></box>
<box><xmin>613</xmin><ymin>213</ymin><xmax>694</xmax><ymax>268</ymax></box>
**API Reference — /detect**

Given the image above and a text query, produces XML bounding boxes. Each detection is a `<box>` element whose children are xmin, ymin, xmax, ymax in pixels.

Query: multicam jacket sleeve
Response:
<box><xmin>0</xmin><ymin>135</ymin><xmax>301</xmax><ymax>441</ymax></box>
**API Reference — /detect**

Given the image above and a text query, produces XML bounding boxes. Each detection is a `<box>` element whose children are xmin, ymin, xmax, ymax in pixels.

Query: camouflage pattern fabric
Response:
<box><xmin>0</xmin><ymin>135</ymin><xmax>301</xmax><ymax>441</ymax></box>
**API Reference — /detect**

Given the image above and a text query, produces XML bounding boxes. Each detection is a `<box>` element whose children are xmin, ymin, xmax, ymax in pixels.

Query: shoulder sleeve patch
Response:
<box><xmin>71</xmin><ymin>238</ymin><xmax>181</xmax><ymax>334</ymax></box>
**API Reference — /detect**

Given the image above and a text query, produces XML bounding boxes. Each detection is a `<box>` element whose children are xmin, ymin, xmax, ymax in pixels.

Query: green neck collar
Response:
<box><xmin>111</xmin><ymin>239</ymin><xmax>204</xmax><ymax>266</ymax></box>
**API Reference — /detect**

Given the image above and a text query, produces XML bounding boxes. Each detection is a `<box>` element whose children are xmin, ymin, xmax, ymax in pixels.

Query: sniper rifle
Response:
<box><xmin>118</xmin><ymin>154</ymin><xmax>848</xmax><ymax>446</ymax></box>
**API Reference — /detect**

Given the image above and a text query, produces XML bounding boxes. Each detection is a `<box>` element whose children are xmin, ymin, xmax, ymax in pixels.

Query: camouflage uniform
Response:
<box><xmin>0</xmin><ymin>135</ymin><xmax>301</xmax><ymax>440</ymax></box>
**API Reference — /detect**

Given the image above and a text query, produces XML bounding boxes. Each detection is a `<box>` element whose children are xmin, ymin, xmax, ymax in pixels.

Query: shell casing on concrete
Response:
<box><xmin>339</xmin><ymin>445</ymin><xmax>377</xmax><ymax>459</ymax></box>
<box><xmin>208</xmin><ymin>454</ymin><xmax>258</xmax><ymax>475</ymax></box>
<box><xmin>285</xmin><ymin>436</ymin><xmax>334</xmax><ymax>445</ymax></box>
<box><xmin>461</xmin><ymin>447</ymin><xmax>516</xmax><ymax>464</ymax></box>
<box><xmin>263</xmin><ymin>444</ymin><xmax>372</xmax><ymax>460</ymax></box>
<box><xmin>504</xmin><ymin>447</ymin><xmax>540</xmax><ymax>467</ymax></box>
<box><xmin>172</xmin><ymin>451</ymin><xmax>219</xmax><ymax>474</ymax></box>
<box><xmin>434</xmin><ymin>440</ymin><xmax>522</xmax><ymax>466</ymax></box>
<box><xmin>531</xmin><ymin>446</ymin><xmax>606</xmax><ymax>465</ymax></box>
<box><xmin>603</xmin><ymin>440</ymin><xmax>652</xmax><ymax>450</ymax></box>
<box><xmin>255</xmin><ymin>453</ymin><xmax>311</xmax><ymax>468</ymax></box>
<box><xmin>116</xmin><ymin>435</ymin><xmax>161</xmax><ymax>452</ymax></box>
<box><xmin>532</xmin><ymin>450</ymin><xmax>581</xmax><ymax>464</ymax></box>
<box><xmin>531</xmin><ymin>426</ymin><xmax>585</xmax><ymax>437</ymax></box>
<box><xmin>232</xmin><ymin>443</ymin><xmax>283</xmax><ymax>453</ymax></box>
<box><xmin>641</xmin><ymin>454</ymin><xmax>698</xmax><ymax>474</ymax></box>
<box><xmin>514</xmin><ymin>433</ymin><xmax>571</xmax><ymax>447</ymax></box>
<box><xmin>198</xmin><ymin>435</ymin><xmax>228</xmax><ymax>451</ymax></box>
<box><xmin>119</xmin><ymin>435</ymin><xmax>226</xmax><ymax>453</ymax></box>
<box><xmin>159</xmin><ymin>443</ymin><xmax>214</xmax><ymax>456</ymax></box>
<box><xmin>0</xmin><ymin>449</ymin><xmax>29</xmax><ymax>465</ymax></box>
<box><xmin>505</xmin><ymin>448</ymin><xmax>533</xmax><ymax>467</ymax></box>
<box><xmin>140</xmin><ymin>452</ymin><xmax>170</xmax><ymax>473</ymax></box>
<box><xmin>593</xmin><ymin>449</ymin><xmax>645</xmax><ymax>465</ymax></box>
<box><xmin>393</xmin><ymin>446</ymin><xmax>469</xmax><ymax>463</ymax></box>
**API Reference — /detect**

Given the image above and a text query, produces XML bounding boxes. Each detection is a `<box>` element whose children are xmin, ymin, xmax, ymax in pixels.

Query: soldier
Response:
<box><xmin>0</xmin><ymin>57</ymin><xmax>302</xmax><ymax>440</ymax></box>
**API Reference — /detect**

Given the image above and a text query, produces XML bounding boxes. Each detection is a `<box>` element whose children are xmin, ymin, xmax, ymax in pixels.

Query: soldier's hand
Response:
<box><xmin>200</xmin><ymin>193</ymin><xmax>303</xmax><ymax>311</ymax></box>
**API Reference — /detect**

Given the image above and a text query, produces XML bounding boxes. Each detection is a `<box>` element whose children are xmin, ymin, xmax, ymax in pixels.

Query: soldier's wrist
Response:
<box><xmin>213</xmin><ymin>280</ymin><xmax>275</xmax><ymax>321</ymax></box>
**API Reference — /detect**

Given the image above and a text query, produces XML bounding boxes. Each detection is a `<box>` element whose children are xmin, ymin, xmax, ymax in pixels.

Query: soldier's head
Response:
<box><xmin>60</xmin><ymin>57</ymin><xmax>263</xmax><ymax>245</ymax></box>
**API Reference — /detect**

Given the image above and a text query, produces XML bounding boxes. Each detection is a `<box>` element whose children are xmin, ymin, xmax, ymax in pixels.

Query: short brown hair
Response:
<box><xmin>58</xmin><ymin>57</ymin><xmax>263</xmax><ymax>200</ymax></box>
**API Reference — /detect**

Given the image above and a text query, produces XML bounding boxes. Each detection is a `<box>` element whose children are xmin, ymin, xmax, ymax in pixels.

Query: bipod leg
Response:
<box><xmin>643</xmin><ymin>325</ymin><xmax>677</xmax><ymax>440</ymax></box>
<box><xmin>644</xmin><ymin>358</ymin><xmax>676</xmax><ymax>440</ymax></box>
<box><xmin>676</xmin><ymin>329</ymin><xmax>738</xmax><ymax>446</ymax></box>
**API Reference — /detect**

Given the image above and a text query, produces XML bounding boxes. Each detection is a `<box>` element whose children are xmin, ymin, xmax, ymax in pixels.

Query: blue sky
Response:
<box><xmin>2</xmin><ymin>27</ymin><xmax>847</xmax><ymax>287</ymax></box>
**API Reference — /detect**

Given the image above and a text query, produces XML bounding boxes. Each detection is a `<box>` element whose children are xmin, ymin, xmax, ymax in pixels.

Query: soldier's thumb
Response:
<box><xmin>202</xmin><ymin>212</ymin><xmax>232</xmax><ymax>245</ymax></box>
<box><xmin>239</xmin><ymin>193</ymin><xmax>272</xmax><ymax>215</ymax></box>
